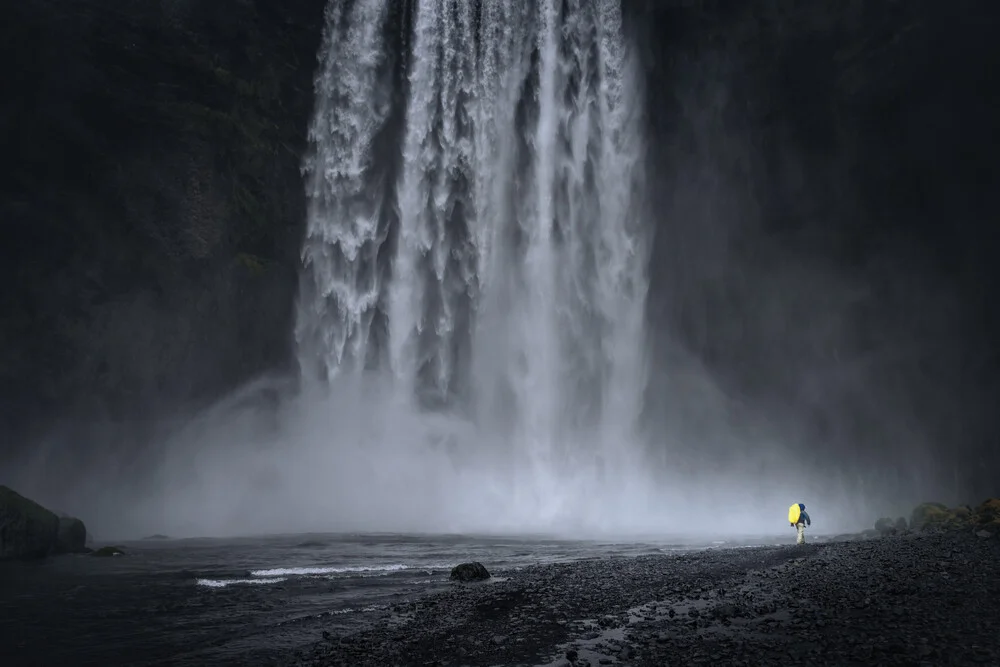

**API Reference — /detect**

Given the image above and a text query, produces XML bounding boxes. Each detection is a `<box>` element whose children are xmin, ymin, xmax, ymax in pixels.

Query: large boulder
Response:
<box><xmin>910</xmin><ymin>502</ymin><xmax>950</xmax><ymax>530</ymax></box>
<box><xmin>0</xmin><ymin>485</ymin><xmax>60</xmax><ymax>560</ymax></box>
<box><xmin>55</xmin><ymin>516</ymin><xmax>89</xmax><ymax>554</ymax></box>
<box><xmin>450</xmin><ymin>562</ymin><xmax>491</xmax><ymax>582</ymax></box>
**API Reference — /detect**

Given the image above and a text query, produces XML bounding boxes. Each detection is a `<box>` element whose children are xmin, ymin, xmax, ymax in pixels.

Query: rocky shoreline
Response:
<box><xmin>295</xmin><ymin>529</ymin><xmax>999</xmax><ymax>667</ymax></box>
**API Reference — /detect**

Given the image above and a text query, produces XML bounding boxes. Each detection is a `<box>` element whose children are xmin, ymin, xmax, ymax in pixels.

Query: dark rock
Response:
<box><xmin>91</xmin><ymin>546</ymin><xmax>126</xmax><ymax>557</ymax></box>
<box><xmin>55</xmin><ymin>516</ymin><xmax>89</xmax><ymax>554</ymax></box>
<box><xmin>894</xmin><ymin>516</ymin><xmax>908</xmax><ymax>532</ymax></box>
<box><xmin>713</xmin><ymin>603</ymin><xmax>737</xmax><ymax>619</ymax></box>
<box><xmin>450</xmin><ymin>561</ymin><xmax>491</xmax><ymax>582</ymax></box>
<box><xmin>0</xmin><ymin>485</ymin><xmax>60</xmax><ymax>560</ymax></box>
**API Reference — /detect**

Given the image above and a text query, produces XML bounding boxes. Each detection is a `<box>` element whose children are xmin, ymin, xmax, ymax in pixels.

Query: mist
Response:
<box><xmin>5</xmin><ymin>355</ymin><xmax>954</xmax><ymax>542</ymax></box>
<box><xmin>3</xmin><ymin>1</ymin><xmax>991</xmax><ymax>542</ymax></box>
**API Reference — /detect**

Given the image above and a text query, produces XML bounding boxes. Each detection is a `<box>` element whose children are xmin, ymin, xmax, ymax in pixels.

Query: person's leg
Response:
<box><xmin>796</xmin><ymin>522</ymin><xmax>805</xmax><ymax>544</ymax></box>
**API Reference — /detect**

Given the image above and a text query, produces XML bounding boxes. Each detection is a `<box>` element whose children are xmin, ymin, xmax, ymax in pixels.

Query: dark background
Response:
<box><xmin>634</xmin><ymin>0</ymin><xmax>1000</xmax><ymax>497</ymax></box>
<box><xmin>2</xmin><ymin>0</ymin><xmax>997</xmax><ymax>497</ymax></box>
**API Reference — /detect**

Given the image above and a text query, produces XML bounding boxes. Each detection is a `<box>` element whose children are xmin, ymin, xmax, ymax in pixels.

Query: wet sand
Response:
<box><xmin>296</xmin><ymin>530</ymin><xmax>1000</xmax><ymax>666</ymax></box>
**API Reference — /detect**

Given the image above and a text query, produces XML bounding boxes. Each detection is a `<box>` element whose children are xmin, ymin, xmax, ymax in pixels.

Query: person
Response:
<box><xmin>788</xmin><ymin>502</ymin><xmax>811</xmax><ymax>544</ymax></box>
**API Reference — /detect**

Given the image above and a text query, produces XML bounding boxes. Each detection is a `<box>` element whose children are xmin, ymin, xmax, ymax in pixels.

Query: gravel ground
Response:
<box><xmin>294</xmin><ymin>531</ymin><xmax>1000</xmax><ymax>667</ymax></box>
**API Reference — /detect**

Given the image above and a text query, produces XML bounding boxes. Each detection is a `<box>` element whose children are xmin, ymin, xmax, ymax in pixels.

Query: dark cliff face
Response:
<box><xmin>2</xmin><ymin>1</ymin><xmax>998</xmax><ymax>484</ymax></box>
<box><xmin>631</xmin><ymin>1</ymin><xmax>1000</xmax><ymax>489</ymax></box>
<box><xmin>1</xmin><ymin>0</ymin><xmax>328</xmax><ymax>443</ymax></box>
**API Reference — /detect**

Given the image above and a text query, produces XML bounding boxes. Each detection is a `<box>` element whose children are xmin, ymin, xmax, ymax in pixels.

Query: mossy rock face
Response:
<box><xmin>975</xmin><ymin>498</ymin><xmax>1000</xmax><ymax>523</ymax></box>
<box><xmin>905</xmin><ymin>499</ymin><xmax>1000</xmax><ymax>533</ymax></box>
<box><xmin>945</xmin><ymin>506</ymin><xmax>975</xmax><ymax>526</ymax></box>
<box><xmin>91</xmin><ymin>546</ymin><xmax>126</xmax><ymax>557</ymax></box>
<box><xmin>0</xmin><ymin>485</ymin><xmax>60</xmax><ymax>560</ymax></box>
<box><xmin>910</xmin><ymin>502</ymin><xmax>951</xmax><ymax>530</ymax></box>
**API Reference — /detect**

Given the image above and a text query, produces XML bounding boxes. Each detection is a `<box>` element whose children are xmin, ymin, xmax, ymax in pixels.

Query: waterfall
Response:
<box><xmin>296</xmin><ymin>0</ymin><xmax>648</xmax><ymax>524</ymax></box>
<box><xmin>297</xmin><ymin>0</ymin><xmax>394</xmax><ymax>380</ymax></box>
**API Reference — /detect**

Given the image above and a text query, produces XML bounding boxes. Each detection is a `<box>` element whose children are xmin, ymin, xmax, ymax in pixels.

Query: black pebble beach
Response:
<box><xmin>297</xmin><ymin>531</ymin><xmax>1000</xmax><ymax>666</ymax></box>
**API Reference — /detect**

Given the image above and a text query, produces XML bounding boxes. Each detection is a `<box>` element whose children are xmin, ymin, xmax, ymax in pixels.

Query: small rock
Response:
<box><xmin>714</xmin><ymin>603</ymin><xmax>737</xmax><ymax>619</ymax></box>
<box><xmin>91</xmin><ymin>546</ymin><xmax>126</xmax><ymax>557</ymax></box>
<box><xmin>975</xmin><ymin>529</ymin><xmax>992</xmax><ymax>539</ymax></box>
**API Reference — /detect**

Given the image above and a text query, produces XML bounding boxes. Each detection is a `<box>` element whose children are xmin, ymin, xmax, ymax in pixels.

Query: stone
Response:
<box><xmin>449</xmin><ymin>561</ymin><xmax>491</xmax><ymax>582</ymax></box>
<box><xmin>91</xmin><ymin>545</ymin><xmax>126</xmax><ymax>557</ymax></box>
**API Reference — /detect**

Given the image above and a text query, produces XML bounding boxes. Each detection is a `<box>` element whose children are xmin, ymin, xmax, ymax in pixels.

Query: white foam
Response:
<box><xmin>249</xmin><ymin>563</ymin><xmax>409</xmax><ymax>577</ymax></box>
<box><xmin>196</xmin><ymin>577</ymin><xmax>287</xmax><ymax>588</ymax></box>
<box><xmin>329</xmin><ymin>605</ymin><xmax>385</xmax><ymax>615</ymax></box>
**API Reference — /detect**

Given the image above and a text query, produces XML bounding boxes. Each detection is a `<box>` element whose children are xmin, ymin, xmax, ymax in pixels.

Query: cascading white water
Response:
<box><xmin>297</xmin><ymin>0</ymin><xmax>394</xmax><ymax>380</ymax></box>
<box><xmin>390</xmin><ymin>0</ymin><xmax>479</xmax><ymax>404</ymax></box>
<box><xmin>296</xmin><ymin>0</ymin><xmax>649</xmax><ymax>529</ymax></box>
